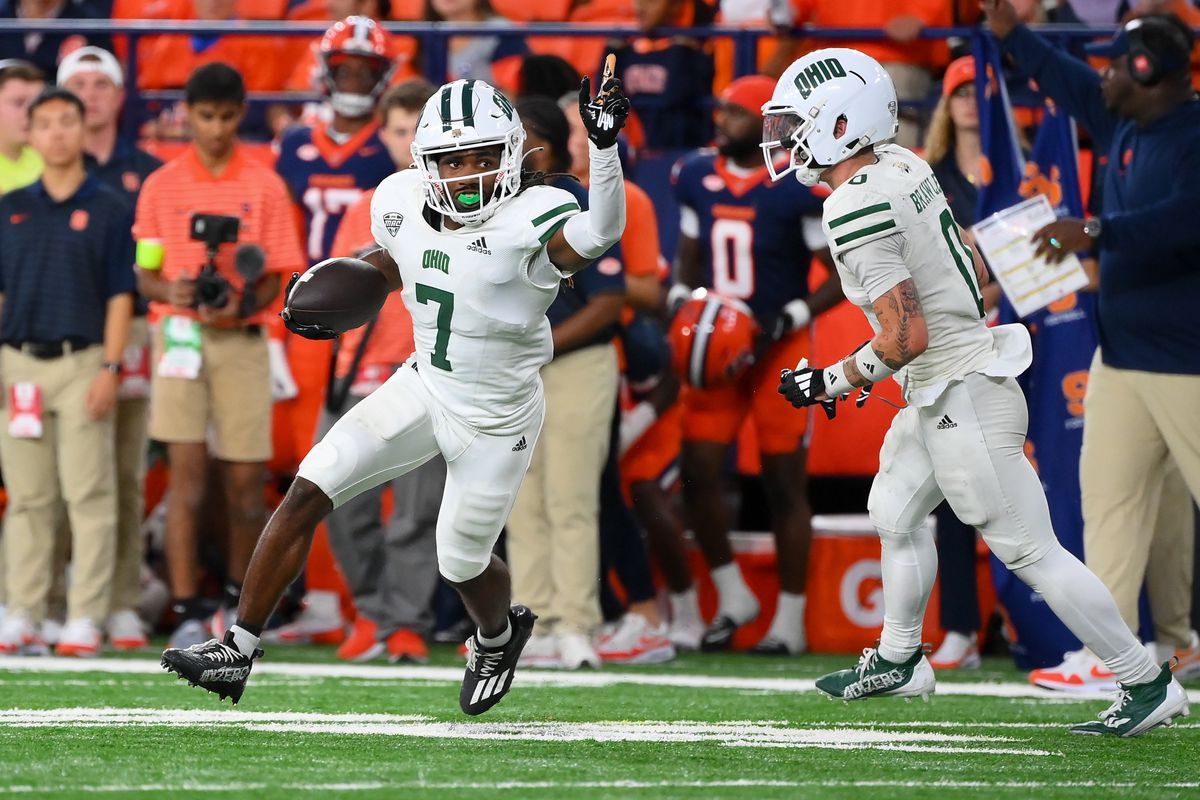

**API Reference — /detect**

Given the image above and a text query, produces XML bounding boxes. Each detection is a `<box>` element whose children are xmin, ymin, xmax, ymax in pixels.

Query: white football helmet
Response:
<box><xmin>761</xmin><ymin>48</ymin><xmax>899</xmax><ymax>186</ymax></box>
<box><xmin>411</xmin><ymin>79</ymin><xmax>526</xmax><ymax>226</ymax></box>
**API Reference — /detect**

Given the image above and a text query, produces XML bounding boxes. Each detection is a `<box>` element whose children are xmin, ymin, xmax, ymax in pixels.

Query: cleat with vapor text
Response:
<box><xmin>1070</xmin><ymin>662</ymin><xmax>1190</xmax><ymax>737</ymax></box>
<box><xmin>459</xmin><ymin>605</ymin><xmax>536</xmax><ymax>716</ymax></box>
<box><xmin>161</xmin><ymin>632</ymin><xmax>262</xmax><ymax>704</ymax></box>
<box><xmin>816</xmin><ymin>646</ymin><xmax>936</xmax><ymax>702</ymax></box>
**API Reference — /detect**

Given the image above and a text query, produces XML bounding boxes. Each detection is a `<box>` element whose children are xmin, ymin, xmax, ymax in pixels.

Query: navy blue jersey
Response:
<box><xmin>671</xmin><ymin>150</ymin><xmax>825</xmax><ymax>318</ymax></box>
<box><xmin>275</xmin><ymin>122</ymin><xmax>395</xmax><ymax>262</ymax></box>
<box><xmin>610</xmin><ymin>40</ymin><xmax>714</xmax><ymax>150</ymax></box>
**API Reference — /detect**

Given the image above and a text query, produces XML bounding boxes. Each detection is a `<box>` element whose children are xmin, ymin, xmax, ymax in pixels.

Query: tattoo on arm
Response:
<box><xmin>871</xmin><ymin>279</ymin><xmax>927</xmax><ymax>371</ymax></box>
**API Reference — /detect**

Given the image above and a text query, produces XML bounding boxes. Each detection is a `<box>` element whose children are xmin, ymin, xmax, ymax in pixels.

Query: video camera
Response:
<box><xmin>189</xmin><ymin>214</ymin><xmax>267</xmax><ymax>314</ymax></box>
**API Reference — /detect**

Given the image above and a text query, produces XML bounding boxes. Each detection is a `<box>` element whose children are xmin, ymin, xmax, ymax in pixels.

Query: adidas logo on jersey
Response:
<box><xmin>936</xmin><ymin>415</ymin><xmax>957</xmax><ymax>430</ymax></box>
<box><xmin>467</xmin><ymin>236</ymin><xmax>492</xmax><ymax>255</ymax></box>
<box><xmin>511</xmin><ymin>436</ymin><xmax>527</xmax><ymax>452</ymax></box>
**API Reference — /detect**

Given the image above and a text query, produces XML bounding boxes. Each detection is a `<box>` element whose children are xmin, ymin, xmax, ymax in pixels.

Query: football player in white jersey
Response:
<box><xmin>162</xmin><ymin>75</ymin><xmax>631</xmax><ymax>716</ymax></box>
<box><xmin>765</xmin><ymin>48</ymin><xmax>1188</xmax><ymax>736</ymax></box>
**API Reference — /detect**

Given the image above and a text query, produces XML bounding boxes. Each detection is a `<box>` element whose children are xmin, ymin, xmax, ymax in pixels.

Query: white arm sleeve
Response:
<box><xmin>563</xmin><ymin>141</ymin><xmax>626</xmax><ymax>259</ymax></box>
<box><xmin>839</xmin><ymin>232</ymin><xmax>912</xmax><ymax>303</ymax></box>
<box><xmin>679</xmin><ymin>206</ymin><xmax>699</xmax><ymax>238</ymax></box>
<box><xmin>802</xmin><ymin>216</ymin><xmax>826</xmax><ymax>251</ymax></box>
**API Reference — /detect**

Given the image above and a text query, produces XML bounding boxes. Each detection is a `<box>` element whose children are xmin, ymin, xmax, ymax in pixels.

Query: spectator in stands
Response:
<box><xmin>608</xmin><ymin>0</ymin><xmax>716</xmax><ymax>150</ymax></box>
<box><xmin>0</xmin><ymin>61</ymin><xmax>44</xmax><ymax>194</ymax></box>
<box><xmin>133</xmin><ymin>63</ymin><xmax>304</xmax><ymax>649</ymax></box>
<box><xmin>0</xmin><ymin>87</ymin><xmax>134</xmax><ymax>657</ymax></box>
<box><xmin>984</xmin><ymin>0</ymin><xmax>1200</xmax><ymax>684</ymax></box>
<box><xmin>137</xmin><ymin>0</ymin><xmax>288</xmax><ymax>91</ymax></box>
<box><xmin>507</xmin><ymin>95</ymin><xmax>625</xmax><ymax>670</ymax></box>
<box><xmin>426</xmin><ymin>0</ymin><xmax>529</xmax><ymax>92</ymax></box>
<box><xmin>315</xmin><ymin>79</ymin><xmax>447</xmax><ymax>664</ymax></box>
<box><xmin>58</xmin><ymin>45</ymin><xmax>163</xmax><ymax>651</ymax></box>
<box><xmin>772</xmin><ymin>0</ymin><xmax>952</xmax><ymax>147</ymax></box>
<box><xmin>0</xmin><ymin>0</ymin><xmax>113</xmax><ymax>79</ymax></box>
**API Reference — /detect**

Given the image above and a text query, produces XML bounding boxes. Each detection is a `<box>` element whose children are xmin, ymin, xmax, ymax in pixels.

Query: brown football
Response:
<box><xmin>284</xmin><ymin>257</ymin><xmax>389</xmax><ymax>333</ymax></box>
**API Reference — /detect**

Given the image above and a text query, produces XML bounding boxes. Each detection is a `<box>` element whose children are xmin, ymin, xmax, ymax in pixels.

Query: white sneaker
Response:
<box><xmin>930</xmin><ymin>631</ymin><xmax>981</xmax><ymax>670</ymax></box>
<box><xmin>262</xmin><ymin>590</ymin><xmax>346</xmax><ymax>645</ymax></box>
<box><xmin>558</xmin><ymin>631</ymin><xmax>602</xmax><ymax>670</ymax></box>
<box><xmin>168</xmin><ymin>618</ymin><xmax>210</xmax><ymax>650</ymax></box>
<box><xmin>518</xmin><ymin>633</ymin><xmax>561</xmax><ymax>668</ymax></box>
<box><xmin>55</xmin><ymin>618</ymin><xmax>102</xmax><ymax>657</ymax></box>
<box><xmin>1167</xmin><ymin>630</ymin><xmax>1200</xmax><ymax>681</ymax></box>
<box><xmin>1029</xmin><ymin>648</ymin><xmax>1117</xmax><ymax>693</ymax></box>
<box><xmin>597</xmin><ymin>613</ymin><xmax>676</xmax><ymax>665</ymax></box>
<box><xmin>108</xmin><ymin>609</ymin><xmax>149</xmax><ymax>650</ymax></box>
<box><xmin>0</xmin><ymin>611</ymin><xmax>40</xmax><ymax>655</ymax></box>
<box><xmin>41</xmin><ymin>618</ymin><xmax>64</xmax><ymax>647</ymax></box>
<box><xmin>667</xmin><ymin>589</ymin><xmax>704</xmax><ymax>651</ymax></box>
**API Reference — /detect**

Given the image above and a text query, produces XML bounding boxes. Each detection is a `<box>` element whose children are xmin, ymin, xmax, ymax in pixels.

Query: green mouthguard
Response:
<box><xmin>456</xmin><ymin>192</ymin><xmax>481</xmax><ymax>206</ymax></box>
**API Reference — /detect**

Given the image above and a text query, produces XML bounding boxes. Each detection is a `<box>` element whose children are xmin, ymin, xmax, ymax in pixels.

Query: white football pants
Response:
<box><xmin>868</xmin><ymin>373</ymin><xmax>1157</xmax><ymax>684</ymax></box>
<box><xmin>298</xmin><ymin>362</ymin><xmax>544</xmax><ymax>583</ymax></box>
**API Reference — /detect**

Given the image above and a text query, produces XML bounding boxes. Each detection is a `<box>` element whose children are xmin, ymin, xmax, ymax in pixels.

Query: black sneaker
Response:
<box><xmin>459</xmin><ymin>605</ymin><xmax>537</xmax><ymax>716</ymax></box>
<box><xmin>700</xmin><ymin>615</ymin><xmax>740</xmax><ymax>652</ymax></box>
<box><xmin>161</xmin><ymin>632</ymin><xmax>262</xmax><ymax>705</ymax></box>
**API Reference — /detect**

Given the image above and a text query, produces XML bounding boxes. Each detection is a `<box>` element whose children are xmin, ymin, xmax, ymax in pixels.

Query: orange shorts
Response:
<box><xmin>620</xmin><ymin>403</ymin><xmax>683</xmax><ymax>497</ymax></box>
<box><xmin>681</xmin><ymin>328</ymin><xmax>811</xmax><ymax>455</ymax></box>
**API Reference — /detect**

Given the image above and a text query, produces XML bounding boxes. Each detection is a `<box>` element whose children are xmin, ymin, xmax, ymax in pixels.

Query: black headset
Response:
<box><xmin>1125</xmin><ymin>16</ymin><xmax>1194</xmax><ymax>87</ymax></box>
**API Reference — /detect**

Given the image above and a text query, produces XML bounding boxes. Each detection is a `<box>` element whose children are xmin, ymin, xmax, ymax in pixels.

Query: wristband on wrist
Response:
<box><xmin>853</xmin><ymin>345</ymin><xmax>896</xmax><ymax>383</ymax></box>
<box><xmin>782</xmin><ymin>298</ymin><xmax>812</xmax><ymax>330</ymax></box>
<box><xmin>822</xmin><ymin>360</ymin><xmax>852</xmax><ymax>396</ymax></box>
<box><xmin>101</xmin><ymin>361</ymin><xmax>121</xmax><ymax>375</ymax></box>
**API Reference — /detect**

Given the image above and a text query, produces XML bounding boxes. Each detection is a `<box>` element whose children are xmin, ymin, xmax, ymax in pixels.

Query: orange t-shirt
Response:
<box><xmin>134</xmin><ymin>144</ymin><xmax>305</xmax><ymax>326</ymax></box>
<box><xmin>329</xmin><ymin>189</ymin><xmax>415</xmax><ymax>375</ymax></box>
<box><xmin>622</xmin><ymin>181</ymin><xmax>663</xmax><ymax>280</ymax></box>
<box><xmin>137</xmin><ymin>33</ymin><xmax>289</xmax><ymax>91</ymax></box>
<box><xmin>791</xmin><ymin>0</ymin><xmax>951</xmax><ymax>70</ymax></box>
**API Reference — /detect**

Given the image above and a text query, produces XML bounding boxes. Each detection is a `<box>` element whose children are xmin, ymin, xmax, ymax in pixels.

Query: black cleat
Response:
<box><xmin>459</xmin><ymin>605</ymin><xmax>537</xmax><ymax>716</ymax></box>
<box><xmin>161</xmin><ymin>632</ymin><xmax>262</xmax><ymax>705</ymax></box>
<box><xmin>750</xmin><ymin>635</ymin><xmax>795</xmax><ymax>656</ymax></box>
<box><xmin>700</xmin><ymin>615</ymin><xmax>740</xmax><ymax>652</ymax></box>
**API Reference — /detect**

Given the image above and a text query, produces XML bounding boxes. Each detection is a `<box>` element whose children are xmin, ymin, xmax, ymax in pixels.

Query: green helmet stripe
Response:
<box><xmin>440</xmin><ymin>85</ymin><xmax>453</xmax><ymax>132</ymax></box>
<box><xmin>461</xmin><ymin>80</ymin><xmax>475</xmax><ymax>129</ymax></box>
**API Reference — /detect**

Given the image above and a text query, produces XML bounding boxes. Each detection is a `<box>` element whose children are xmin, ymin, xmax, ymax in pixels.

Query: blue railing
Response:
<box><xmin>3</xmin><ymin>20</ymin><xmax>1183</xmax><ymax>138</ymax></box>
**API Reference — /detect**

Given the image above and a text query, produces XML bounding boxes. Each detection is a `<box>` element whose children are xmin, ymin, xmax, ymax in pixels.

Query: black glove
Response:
<box><xmin>778</xmin><ymin>362</ymin><xmax>839</xmax><ymax>419</ymax></box>
<box><xmin>280</xmin><ymin>272</ymin><xmax>338</xmax><ymax>340</ymax></box>
<box><xmin>855</xmin><ymin>382</ymin><xmax>874</xmax><ymax>408</ymax></box>
<box><xmin>578</xmin><ymin>75</ymin><xmax>630</xmax><ymax>149</ymax></box>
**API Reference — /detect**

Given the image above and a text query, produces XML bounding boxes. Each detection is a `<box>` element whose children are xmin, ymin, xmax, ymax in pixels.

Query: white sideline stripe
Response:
<box><xmin>2</xmin><ymin>780</ymin><xmax>1199</xmax><ymax>794</ymax></box>
<box><xmin>4</xmin><ymin>656</ymin><xmax>1197</xmax><ymax>702</ymax></box>
<box><xmin>0</xmin><ymin>708</ymin><xmax>1062</xmax><ymax>757</ymax></box>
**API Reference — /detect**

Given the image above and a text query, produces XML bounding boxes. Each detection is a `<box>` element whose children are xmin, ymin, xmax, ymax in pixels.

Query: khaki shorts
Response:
<box><xmin>149</xmin><ymin>323</ymin><xmax>272</xmax><ymax>462</ymax></box>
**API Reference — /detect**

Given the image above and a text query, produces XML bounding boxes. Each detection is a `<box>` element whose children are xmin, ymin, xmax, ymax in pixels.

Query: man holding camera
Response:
<box><xmin>0</xmin><ymin>87</ymin><xmax>134</xmax><ymax>656</ymax></box>
<box><xmin>134</xmin><ymin>63</ymin><xmax>304</xmax><ymax>649</ymax></box>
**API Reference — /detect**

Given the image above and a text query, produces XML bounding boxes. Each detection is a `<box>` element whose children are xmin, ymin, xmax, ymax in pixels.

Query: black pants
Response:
<box><xmin>598</xmin><ymin>400</ymin><xmax>656</xmax><ymax>621</ymax></box>
<box><xmin>934</xmin><ymin>501</ymin><xmax>980</xmax><ymax>635</ymax></box>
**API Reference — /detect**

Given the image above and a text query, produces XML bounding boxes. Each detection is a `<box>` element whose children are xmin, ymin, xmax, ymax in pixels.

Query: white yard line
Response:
<box><xmin>0</xmin><ymin>707</ymin><xmax>1064</xmax><ymax>757</ymax></box>
<box><xmin>4</xmin><ymin>656</ymin><xmax>1197</xmax><ymax>702</ymax></box>
<box><xmin>1</xmin><ymin>780</ymin><xmax>1199</xmax><ymax>794</ymax></box>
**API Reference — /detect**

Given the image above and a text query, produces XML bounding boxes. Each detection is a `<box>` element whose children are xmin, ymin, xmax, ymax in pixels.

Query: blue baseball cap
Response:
<box><xmin>1084</xmin><ymin>15</ymin><xmax>1194</xmax><ymax>68</ymax></box>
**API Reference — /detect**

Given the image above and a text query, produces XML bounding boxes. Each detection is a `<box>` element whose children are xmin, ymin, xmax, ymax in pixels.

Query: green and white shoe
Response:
<box><xmin>815</xmin><ymin>646</ymin><xmax>935</xmax><ymax>702</ymax></box>
<box><xmin>1070</xmin><ymin>662</ymin><xmax>1190</xmax><ymax>737</ymax></box>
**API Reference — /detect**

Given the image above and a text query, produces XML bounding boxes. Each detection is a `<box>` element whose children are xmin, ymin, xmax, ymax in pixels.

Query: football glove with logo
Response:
<box><xmin>578</xmin><ymin>75</ymin><xmax>630</xmax><ymax>149</ymax></box>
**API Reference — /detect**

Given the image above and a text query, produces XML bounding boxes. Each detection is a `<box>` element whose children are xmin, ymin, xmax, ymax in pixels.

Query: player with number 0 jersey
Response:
<box><xmin>768</xmin><ymin>47</ymin><xmax>1187</xmax><ymax>737</ymax></box>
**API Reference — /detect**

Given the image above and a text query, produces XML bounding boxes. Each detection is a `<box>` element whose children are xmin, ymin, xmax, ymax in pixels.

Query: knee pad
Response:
<box><xmin>437</xmin><ymin>489</ymin><xmax>510</xmax><ymax>583</ymax></box>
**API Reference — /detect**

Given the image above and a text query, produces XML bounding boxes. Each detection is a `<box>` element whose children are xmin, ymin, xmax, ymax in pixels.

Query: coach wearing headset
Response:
<box><xmin>984</xmin><ymin>1</ymin><xmax>1200</xmax><ymax>659</ymax></box>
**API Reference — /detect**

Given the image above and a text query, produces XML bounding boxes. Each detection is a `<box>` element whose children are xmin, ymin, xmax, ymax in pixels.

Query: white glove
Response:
<box><xmin>268</xmin><ymin>338</ymin><xmax>299</xmax><ymax>401</ymax></box>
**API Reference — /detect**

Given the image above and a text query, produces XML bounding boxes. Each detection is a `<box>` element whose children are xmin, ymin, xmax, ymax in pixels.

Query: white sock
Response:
<box><xmin>478</xmin><ymin>619</ymin><xmax>512</xmax><ymax>649</ymax></box>
<box><xmin>877</xmin><ymin>524</ymin><xmax>938</xmax><ymax>663</ymax></box>
<box><xmin>710</xmin><ymin>563</ymin><xmax>758</xmax><ymax>622</ymax></box>
<box><xmin>228</xmin><ymin>625</ymin><xmax>260</xmax><ymax>659</ymax></box>
<box><xmin>669</xmin><ymin>588</ymin><xmax>702</xmax><ymax>627</ymax></box>
<box><xmin>1013</xmin><ymin>546</ymin><xmax>1160</xmax><ymax>685</ymax></box>
<box><xmin>766</xmin><ymin>592</ymin><xmax>806</xmax><ymax>651</ymax></box>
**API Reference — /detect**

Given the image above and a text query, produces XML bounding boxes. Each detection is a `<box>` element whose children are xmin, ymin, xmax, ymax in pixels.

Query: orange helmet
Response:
<box><xmin>668</xmin><ymin>289</ymin><xmax>760</xmax><ymax>388</ymax></box>
<box><xmin>319</xmin><ymin>16</ymin><xmax>395</xmax><ymax>118</ymax></box>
